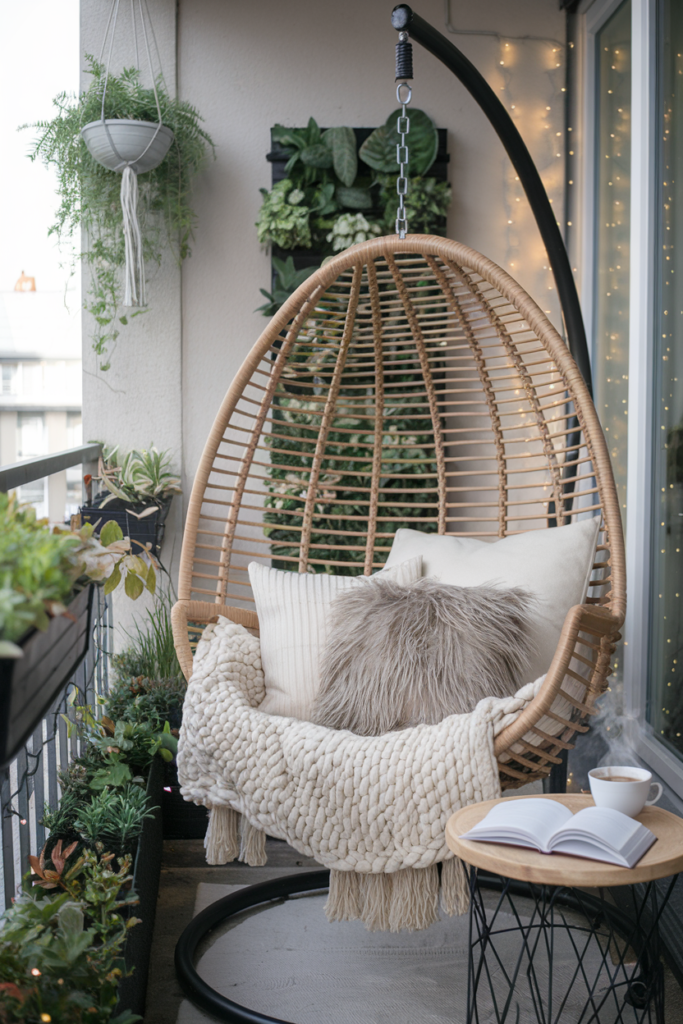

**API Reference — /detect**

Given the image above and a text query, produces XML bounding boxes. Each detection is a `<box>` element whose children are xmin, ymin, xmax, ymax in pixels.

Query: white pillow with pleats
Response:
<box><xmin>384</xmin><ymin>518</ymin><xmax>601</xmax><ymax>682</ymax></box>
<box><xmin>249</xmin><ymin>557</ymin><xmax>423</xmax><ymax>720</ymax></box>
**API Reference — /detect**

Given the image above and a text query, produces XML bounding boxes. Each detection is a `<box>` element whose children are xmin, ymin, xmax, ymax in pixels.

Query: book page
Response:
<box><xmin>461</xmin><ymin>798</ymin><xmax>573</xmax><ymax>851</ymax></box>
<box><xmin>550</xmin><ymin>806</ymin><xmax>643</xmax><ymax>853</ymax></box>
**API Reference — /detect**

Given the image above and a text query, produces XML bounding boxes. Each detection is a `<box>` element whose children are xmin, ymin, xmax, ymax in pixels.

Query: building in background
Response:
<box><xmin>0</xmin><ymin>272</ymin><xmax>82</xmax><ymax>521</ymax></box>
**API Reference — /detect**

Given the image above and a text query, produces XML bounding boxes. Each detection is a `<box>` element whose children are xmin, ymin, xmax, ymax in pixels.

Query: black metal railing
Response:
<box><xmin>0</xmin><ymin>443</ymin><xmax>111</xmax><ymax>910</ymax></box>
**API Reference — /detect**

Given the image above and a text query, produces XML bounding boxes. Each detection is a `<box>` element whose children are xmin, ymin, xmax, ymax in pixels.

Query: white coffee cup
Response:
<box><xmin>588</xmin><ymin>766</ymin><xmax>663</xmax><ymax>818</ymax></box>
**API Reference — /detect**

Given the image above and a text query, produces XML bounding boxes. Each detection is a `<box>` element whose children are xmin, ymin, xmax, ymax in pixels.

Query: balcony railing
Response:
<box><xmin>0</xmin><ymin>443</ymin><xmax>110</xmax><ymax>910</ymax></box>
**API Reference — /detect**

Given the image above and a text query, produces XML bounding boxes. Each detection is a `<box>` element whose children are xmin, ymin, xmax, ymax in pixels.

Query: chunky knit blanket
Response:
<box><xmin>177</xmin><ymin>617</ymin><xmax>545</xmax><ymax>931</ymax></box>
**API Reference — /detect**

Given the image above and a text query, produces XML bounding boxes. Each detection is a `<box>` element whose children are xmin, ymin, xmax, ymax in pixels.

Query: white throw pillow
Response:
<box><xmin>249</xmin><ymin>557</ymin><xmax>423</xmax><ymax>720</ymax></box>
<box><xmin>384</xmin><ymin>518</ymin><xmax>601</xmax><ymax>682</ymax></box>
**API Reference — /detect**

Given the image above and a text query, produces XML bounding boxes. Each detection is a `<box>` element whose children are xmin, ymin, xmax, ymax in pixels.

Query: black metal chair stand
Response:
<box><xmin>175</xmin><ymin>869</ymin><xmax>330</xmax><ymax>1024</ymax></box>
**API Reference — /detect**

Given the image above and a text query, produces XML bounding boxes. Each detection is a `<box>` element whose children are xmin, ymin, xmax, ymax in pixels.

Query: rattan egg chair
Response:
<box><xmin>172</xmin><ymin>234</ymin><xmax>625</xmax><ymax>789</ymax></box>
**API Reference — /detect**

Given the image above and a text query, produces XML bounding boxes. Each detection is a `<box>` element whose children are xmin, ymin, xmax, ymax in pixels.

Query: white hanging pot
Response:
<box><xmin>81</xmin><ymin>119</ymin><xmax>174</xmax><ymax>174</ymax></box>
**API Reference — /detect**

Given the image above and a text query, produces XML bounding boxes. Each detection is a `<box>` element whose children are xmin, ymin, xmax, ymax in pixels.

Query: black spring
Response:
<box><xmin>395</xmin><ymin>36</ymin><xmax>413</xmax><ymax>81</ymax></box>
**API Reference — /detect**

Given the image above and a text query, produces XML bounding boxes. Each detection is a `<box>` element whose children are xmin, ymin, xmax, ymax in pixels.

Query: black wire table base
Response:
<box><xmin>467</xmin><ymin>869</ymin><xmax>679</xmax><ymax>1024</ymax></box>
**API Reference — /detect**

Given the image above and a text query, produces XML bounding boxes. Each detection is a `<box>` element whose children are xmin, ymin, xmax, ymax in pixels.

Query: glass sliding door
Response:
<box><xmin>593</xmin><ymin>1</ymin><xmax>632</xmax><ymax>528</ymax></box>
<box><xmin>648</xmin><ymin>0</ymin><xmax>683</xmax><ymax>756</ymax></box>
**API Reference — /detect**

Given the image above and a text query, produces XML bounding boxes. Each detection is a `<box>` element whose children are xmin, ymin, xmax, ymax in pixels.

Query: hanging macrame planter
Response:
<box><xmin>81</xmin><ymin>0</ymin><xmax>174</xmax><ymax>308</ymax></box>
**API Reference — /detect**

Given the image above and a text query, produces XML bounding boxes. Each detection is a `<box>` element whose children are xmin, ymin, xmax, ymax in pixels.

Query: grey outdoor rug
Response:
<box><xmin>176</xmin><ymin>882</ymin><xmax>638</xmax><ymax>1024</ymax></box>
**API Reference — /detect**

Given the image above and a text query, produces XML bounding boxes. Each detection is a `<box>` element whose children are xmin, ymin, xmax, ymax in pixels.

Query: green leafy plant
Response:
<box><xmin>110</xmin><ymin>595</ymin><xmax>184</xmax><ymax>686</ymax></box>
<box><xmin>326</xmin><ymin>212</ymin><xmax>383</xmax><ymax>251</ymax></box>
<box><xmin>0</xmin><ymin>496</ymin><xmax>156</xmax><ymax>657</ymax></box>
<box><xmin>24</xmin><ymin>57</ymin><xmax>214</xmax><ymax>370</ymax></box>
<box><xmin>264</xmin><ymin>341</ymin><xmax>441</xmax><ymax>573</ymax></box>
<box><xmin>0</xmin><ymin>846</ymin><xmax>141</xmax><ymax>1024</ymax></box>
<box><xmin>95</xmin><ymin>445</ymin><xmax>181</xmax><ymax>508</ymax></box>
<box><xmin>256</xmin><ymin>255</ymin><xmax>317</xmax><ymax>317</ymax></box>
<box><xmin>377</xmin><ymin>175</ymin><xmax>452</xmax><ymax>235</ymax></box>
<box><xmin>72</xmin><ymin>786</ymin><xmax>157</xmax><ymax>858</ymax></box>
<box><xmin>256</xmin><ymin>178</ymin><xmax>315</xmax><ymax>250</ymax></box>
<box><xmin>359</xmin><ymin>108</ymin><xmax>439</xmax><ymax>176</ymax></box>
<box><xmin>105</xmin><ymin>677</ymin><xmax>186</xmax><ymax>730</ymax></box>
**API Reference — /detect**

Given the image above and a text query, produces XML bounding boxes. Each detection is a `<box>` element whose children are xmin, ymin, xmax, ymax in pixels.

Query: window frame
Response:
<box><xmin>579</xmin><ymin>0</ymin><xmax>683</xmax><ymax>794</ymax></box>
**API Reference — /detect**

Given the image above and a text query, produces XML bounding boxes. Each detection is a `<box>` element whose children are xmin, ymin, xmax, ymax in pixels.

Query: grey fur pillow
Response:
<box><xmin>311</xmin><ymin>577</ymin><xmax>535</xmax><ymax>736</ymax></box>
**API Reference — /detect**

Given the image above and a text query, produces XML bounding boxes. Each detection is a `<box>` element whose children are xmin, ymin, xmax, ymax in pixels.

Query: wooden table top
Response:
<box><xmin>446</xmin><ymin>794</ymin><xmax>683</xmax><ymax>888</ymax></box>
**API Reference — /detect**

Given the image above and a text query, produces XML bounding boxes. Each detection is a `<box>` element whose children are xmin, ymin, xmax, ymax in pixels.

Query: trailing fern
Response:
<box><xmin>24</xmin><ymin>57</ymin><xmax>214</xmax><ymax>369</ymax></box>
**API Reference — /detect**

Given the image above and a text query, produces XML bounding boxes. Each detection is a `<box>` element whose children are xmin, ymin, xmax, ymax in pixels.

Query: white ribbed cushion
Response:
<box><xmin>249</xmin><ymin>558</ymin><xmax>423</xmax><ymax>720</ymax></box>
<box><xmin>384</xmin><ymin>518</ymin><xmax>601</xmax><ymax>682</ymax></box>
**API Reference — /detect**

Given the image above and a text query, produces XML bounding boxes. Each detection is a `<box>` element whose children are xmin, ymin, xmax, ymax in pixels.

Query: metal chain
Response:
<box><xmin>395</xmin><ymin>76</ymin><xmax>412</xmax><ymax>239</ymax></box>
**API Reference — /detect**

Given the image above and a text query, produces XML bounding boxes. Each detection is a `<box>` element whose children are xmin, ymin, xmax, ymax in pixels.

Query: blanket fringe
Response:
<box><xmin>326</xmin><ymin>864</ymin><xmax>445</xmax><ymax>932</ymax></box>
<box><xmin>239</xmin><ymin>818</ymin><xmax>267</xmax><ymax>866</ymax></box>
<box><xmin>204</xmin><ymin>806</ymin><xmax>239</xmax><ymax>865</ymax></box>
<box><xmin>440</xmin><ymin>856</ymin><xmax>470</xmax><ymax>916</ymax></box>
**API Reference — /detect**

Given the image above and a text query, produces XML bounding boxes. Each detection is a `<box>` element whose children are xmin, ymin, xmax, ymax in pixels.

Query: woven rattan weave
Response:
<box><xmin>172</xmin><ymin>235</ymin><xmax>625</xmax><ymax>787</ymax></box>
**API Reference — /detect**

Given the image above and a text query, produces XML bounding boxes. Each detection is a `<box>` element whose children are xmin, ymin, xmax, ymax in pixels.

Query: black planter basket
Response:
<box><xmin>162</xmin><ymin>760</ymin><xmax>208</xmax><ymax>840</ymax></box>
<box><xmin>80</xmin><ymin>493</ymin><xmax>172</xmax><ymax>557</ymax></box>
<box><xmin>117</xmin><ymin>756</ymin><xmax>164</xmax><ymax>1018</ymax></box>
<box><xmin>0</xmin><ymin>585</ymin><xmax>94</xmax><ymax>770</ymax></box>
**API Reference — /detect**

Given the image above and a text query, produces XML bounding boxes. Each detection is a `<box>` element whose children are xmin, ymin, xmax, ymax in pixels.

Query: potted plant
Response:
<box><xmin>24</xmin><ymin>57</ymin><xmax>214</xmax><ymax>370</ymax></box>
<box><xmin>0</xmin><ymin>494</ymin><xmax>158</xmax><ymax>767</ymax></box>
<box><xmin>80</xmin><ymin>444</ymin><xmax>181</xmax><ymax>557</ymax></box>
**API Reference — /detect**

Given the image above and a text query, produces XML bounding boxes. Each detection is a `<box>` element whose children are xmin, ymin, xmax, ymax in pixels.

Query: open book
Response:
<box><xmin>459</xmin><ymin>798</ymin><xmax>656</xmax><ymax>868</ymax></box>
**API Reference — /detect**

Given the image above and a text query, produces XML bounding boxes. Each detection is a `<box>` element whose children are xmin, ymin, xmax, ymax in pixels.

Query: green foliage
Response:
<box><xmin>264</xmin><ymin>345</ymin><xmax>440</xmax><ymax>573</ymax></box>
<box><xmin>256</xmin><ymin>179</ymin><xmax>315</xmax><ymax>250</ymax></box>
<box><xmin>105</xmin><ymin>676</ymin><xmax>186</xmax><ymax>730</ymax></box>
<box><xmin>256</xmin><ymin>256</ymin><xmax>317</xmax><ymax>317</ymax></box>
<box><xmin>0</xmin><ymin>847</ymin><xmax>141</xmax><ymax>1024</ymax></box>
<box><xmin>256</xmin><ymin>110</ymin><xmax>448</xmax><ymax>276</ymax></box>
<box><xmin>0</xmin><ymin>488</ymin><xmax>160</xmax><ymax>654</ymax></box>
<box><xmin>24</xmin><ymin>57</ymin><xmax>214</xmax><ymax>369</ymax></box>
<box><xmin>73</xmin><ymin>786</ymin><xmax>157</xmax><ymax>858</ymax></box>
<box><xmin>110</xmin><ymin>596</ymin><xmax>184</xmax><ymax>686</ymax></box>
<box><xmin>359</xmin><ymin>108</ymin><xmax>439</xmax><ymax>177</ymax></box>
<box><xmin>0</xmin><ymin>495</ymin><xmax>80</xmax><ymax>648</ymax></box>
<box><xmin>96</xmin><ymin>445</ymin><xmax>181</xmax><ymax>507</ymax></box>
<box><xmin>377</xmin><ymin>175</ymin><xmax>453</xmax><ymax>235</ymax></box>
<box><xmin>322</xmin><ymin>126</ymin><xmax>358</xmax><ymax>187</ymax></box>
<box><xmin>326</xmin><ymin>212</ymin><xmax>382</xmax><ymax>252</ymax></box>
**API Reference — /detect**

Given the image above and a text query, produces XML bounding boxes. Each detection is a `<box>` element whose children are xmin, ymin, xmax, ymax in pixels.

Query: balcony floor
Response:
<box><xmin>145</xmin><ymin>835</ymin><xmax>683</xmax><ymax>1024</ymax></box>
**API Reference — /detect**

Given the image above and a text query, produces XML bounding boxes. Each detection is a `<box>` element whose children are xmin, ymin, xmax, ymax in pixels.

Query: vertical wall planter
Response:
<box><xmin>0</xmin><ymin>585</ymin><xmax>94</xmax><ymax>770</ymax></box>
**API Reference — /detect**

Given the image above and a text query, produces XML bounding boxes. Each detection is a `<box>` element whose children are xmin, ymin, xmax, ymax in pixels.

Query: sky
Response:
<box><xmin>0</xmin><ymin>0</ymin><xmax>80</xmax><ymax>295</ymax></box>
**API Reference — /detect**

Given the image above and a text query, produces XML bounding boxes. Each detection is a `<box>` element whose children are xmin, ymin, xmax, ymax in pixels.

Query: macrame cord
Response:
<box><xmin>98</xmin><ymin>0</ymin><xmax>167</xmax><ymax>307</ymax></box>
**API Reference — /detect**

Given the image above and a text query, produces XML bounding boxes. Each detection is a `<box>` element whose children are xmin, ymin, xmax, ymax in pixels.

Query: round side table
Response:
<box><xmin>447</xmin><ymin>794</ymin><xmax>683</xmax><ymax>1024</ymax></box>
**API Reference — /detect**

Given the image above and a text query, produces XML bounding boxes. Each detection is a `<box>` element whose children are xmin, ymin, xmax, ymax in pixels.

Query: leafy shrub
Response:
<box><xmin>111</xmin><ymin>597</ymin><xmax>183</xmax><ymax>685</ymax></box>
<box><xmin>0</xmin><ymin>847</ymin><xmax>140</xmax><ymax>1024</ymax></box>
<box><xmin>105</xmin><ymin>677</ymin><xmax>186</xmax><ymax>731</ymax></box>
<box><xmin>73</xmin><ymin>786</ymin><xmax>156</xmax><ymax>858</ymax></box>
<box><xmin>0</xmin><ymin>495</ymin><xmax>157</xmax><ymax>655</ymax></box>
<box><xmin>0</xmin><ymin>495</ymin><xmax>79</xmax><ymax>646</ymax></box>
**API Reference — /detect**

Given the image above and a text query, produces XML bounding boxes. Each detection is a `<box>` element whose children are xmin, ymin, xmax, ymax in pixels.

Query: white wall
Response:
<box><xmin>81</xmin><ymin>0</ymin><xmax>567</xmax><ymax>585</ymax></box>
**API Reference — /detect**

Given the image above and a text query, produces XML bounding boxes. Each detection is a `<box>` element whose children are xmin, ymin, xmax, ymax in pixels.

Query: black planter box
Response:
<box><xmin>0</xmin><ymin>585</ymin><xmax>93</xmax><ymax>770</ymax></box>
<box><xmin>117</xmin><ymin>756</ymin><xmax>164</xmax><ymax>1018</ymax></box>
<box><xmin>162</xmin><ymin>761</ymin><xmax>208</xmax><ymax>840</ymax></box>
<box><xmin>80</xmin><ymin>493</ymin><xmax>171</xmax><ymax>557</ymax></box>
